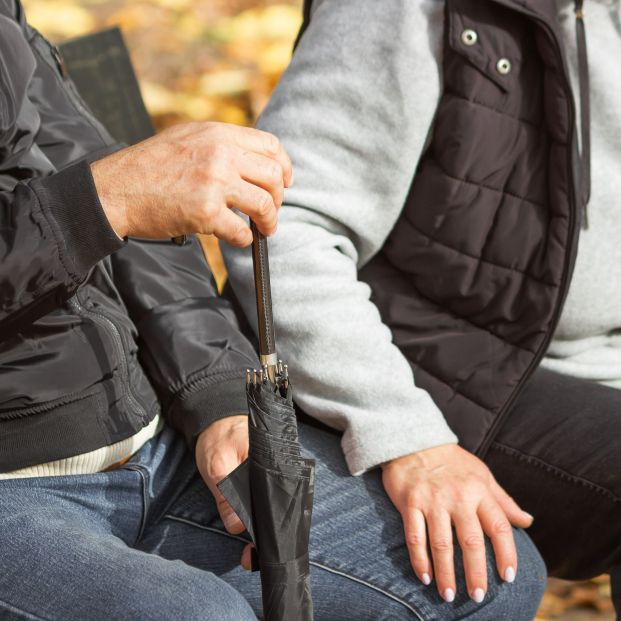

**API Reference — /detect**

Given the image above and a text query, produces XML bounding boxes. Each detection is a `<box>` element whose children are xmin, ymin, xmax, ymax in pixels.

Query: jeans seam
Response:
<box><xmin>0</xmin><ymin>596</ymin><xmax>50</xmax><ymax>621</ymax></box>
<box><xmin>125</xmin><ymin>465</ymin><xmax>150</xmax><ymax>544</ymax></box>
<box><xmin>163</xmin><ymin>514</ymin><xmax>428</xmax><ymax>621</ymax></box>
<box><xmin>491</xmin><ymin>441</ymin><xmax>621</xmax><ymax>503</ymax></box>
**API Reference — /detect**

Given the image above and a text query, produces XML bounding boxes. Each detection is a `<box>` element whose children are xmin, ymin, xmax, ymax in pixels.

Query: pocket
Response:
<box><xmin>447</xmin><ymin>0</ymin><xmax>525</xmax><ymax>92</ymax></box>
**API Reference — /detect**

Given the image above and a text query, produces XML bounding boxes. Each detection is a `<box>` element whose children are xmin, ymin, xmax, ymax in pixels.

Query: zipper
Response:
<box><xmin>68</xmin><ymin>294</ymin><xmax>150</xmax><ymax>426</ymax></box>
<box><xmin>476</xmin><ymin>5</ymin><xmax>580</xmax><ymax>456</ymax></box>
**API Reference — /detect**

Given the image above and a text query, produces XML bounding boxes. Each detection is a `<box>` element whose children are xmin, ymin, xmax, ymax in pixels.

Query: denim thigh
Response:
<box><xmin>144</xmin><ymin>423</ymin><xmax>546</xmax><ymax>621</ymax></box>
<box><xmin>0</xmin><ymin>435</ymin><xmax>256</xmax><ymax>621</ymax></box>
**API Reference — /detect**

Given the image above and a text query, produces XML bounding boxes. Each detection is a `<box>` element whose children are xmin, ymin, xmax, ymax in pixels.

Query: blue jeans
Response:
<box><xmin>0</xmin><ymin>423</ymin><xmax>546</xmax><ymax>620</ymax></box>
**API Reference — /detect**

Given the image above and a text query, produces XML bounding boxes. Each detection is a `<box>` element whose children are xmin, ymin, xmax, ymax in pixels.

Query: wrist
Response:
<box><xmin>381</xmin><ymin>443</ymin><xmax>458</xmax><ymax>471</ymax></box>
<box><xmin>90</xmin><ymin>159</ymin><xmax>128</xmax><ymax>239</ymax></box>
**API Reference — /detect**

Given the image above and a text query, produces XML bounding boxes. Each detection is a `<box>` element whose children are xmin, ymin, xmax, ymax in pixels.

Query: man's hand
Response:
<box><xmin>91</xmin><ymin>122</ymin><xmax>293</xmax><ymax>246</ymax></box>
<box><xmin>195</xmin><ymin>415</ymin><xmax>249</xmax><ymax>534</ymax></box>
<box><xmin>381</xmin><ymin>444</ymin><xmax>533</xmax><ymax>603</ymax></box>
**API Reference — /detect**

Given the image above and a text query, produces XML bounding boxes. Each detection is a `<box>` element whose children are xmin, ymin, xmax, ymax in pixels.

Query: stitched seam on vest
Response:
<box><xmin>402</xmin><ymin>214</ymin><xmax>560</xmax><ymax>288</ymax></box>
<box><xmin>444</xmin><ymin>88</ymin><xmax>542</xmax><ymax>131</ymax></box>
<box><xmin>414</xmin><ymin>362</ymin><xmax>497</xmax><ymax>413</ymax></box>
<box><xmin>433</xmin><ymin>161</ymin><xmax>548</xmax><ymax>212</ymax></box>
<box><xmin>395</xmin><ymin>277</ymin><xmax>541</xmax><ymax>356</ymax></box>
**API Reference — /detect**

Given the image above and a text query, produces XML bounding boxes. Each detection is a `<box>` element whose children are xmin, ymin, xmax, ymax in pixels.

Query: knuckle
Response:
<box><xmin>267</xmin><ymin>160</ymin><xmax>283</xmax><ymax>183</ymax></box>
<box><xmin>231</xmin><ymin>223</ymin><xmax>249</xmax><ymax>246</ymax></box>
<box><xmin>262</xmin><ymin>132</ymin><xmax>281</xmax><ymax>155</ymax></box>
<box><xmin>461</xmin><ymin>533</ymin><xmax>485</xmax><ymax>550</ymax></box>
<box><xmin>491</xmin><ymin>518</ymin><xmax>512</xmax><ymax>536</ymax></box>
<box><xmin>205</xmin><ymin>143</ymin><xmax>230</xmax><ymax>169</ymax></box>
<box><xmin>203</xmin><ymin>182</ymin><xmax>224</xmax><ymax>208</ymax></box>
<box><xmin>405</xmin><ymin>532</ymin><xmax>426</xmax><ymax>548</ymax></box>
<box><xmin>256</xmin><ymin>192</ymin><xmax>274</xmax><ymax>217</ymax></box>
<box><xmin>430</xmin><ymin>538</ymin><xmax>453</xmax><ymax>553</ymax></box>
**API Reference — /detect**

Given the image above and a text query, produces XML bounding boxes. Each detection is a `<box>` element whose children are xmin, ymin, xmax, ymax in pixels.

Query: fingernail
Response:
<box><xmin>504</xmin><ymin>566</ymin><xmax>516</xmax><ymax>583</ymax></box>
<box><xmin>421</xmin><ymin>573</ymin><xmax>431</xmax><ymax>586</ymax></box>
<box><xmin>443</xmin><ymin>588</ymin><xmax>455</xmax><ymax>603</ymax></box>
<box><xmin>471</xmin><ymin>588</ymin><xmax>485</xmax><ymax>603</ymax></box>
<box><xmin>524</xmin><ymin>512</ymin><xmax>534</xmax><ymax>522</ymax></box>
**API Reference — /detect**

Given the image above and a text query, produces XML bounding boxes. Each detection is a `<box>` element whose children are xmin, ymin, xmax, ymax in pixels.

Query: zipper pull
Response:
<box><xmin>51</xmin><ymin>45</ymin><xmax>70</xmax><ymax>80</ymax></box>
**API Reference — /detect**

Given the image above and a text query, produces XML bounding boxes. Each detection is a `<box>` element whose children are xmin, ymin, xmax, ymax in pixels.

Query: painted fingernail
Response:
<box><xmin>421</xmin><ymin>573</ymin><xmax>431</xmax><ymax>586</ymax></box>
<box><xmin>443</xmin><ymin>588</ymin><xmax>455</xmax><ymax>603</ymax></box>
<box><xmin>504</xmin><ymin>566</ymin><xmax>516</xmax><ymax>583</ymax></box>
<box><xmin>472</xmin><ymin>588</ymin><xmax>485</xmax><ymax>603</ymax></box>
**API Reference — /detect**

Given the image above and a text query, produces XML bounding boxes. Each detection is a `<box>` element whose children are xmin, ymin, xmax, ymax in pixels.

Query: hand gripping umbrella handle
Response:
<box><xmin>251</xmin><ymin>221</ymin><xmax>278</xmax><ymax>379</ymax></box>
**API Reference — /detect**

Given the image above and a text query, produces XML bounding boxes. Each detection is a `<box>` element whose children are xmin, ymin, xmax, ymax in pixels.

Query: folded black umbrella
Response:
<box><xmin>218</xmin><ymin>224</ymin><xmax>315</xmax><ymax>621</ymax></box>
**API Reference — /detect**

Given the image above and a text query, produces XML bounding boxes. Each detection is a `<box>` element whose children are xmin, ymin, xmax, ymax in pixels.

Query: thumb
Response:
<box><xmin>201</xmin><ymin>453</ymin><xmax>246</xmax><ymax>534</ymax></box>
<box><xmin>216</xmin><ymin>492</ymin><xmax>245</xmax><ymax>535</ymax></box>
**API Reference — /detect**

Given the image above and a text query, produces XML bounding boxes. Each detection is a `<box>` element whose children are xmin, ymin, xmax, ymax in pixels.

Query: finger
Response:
<box><xmin>237</xmin><ymin>150</ymin><xmax>285</xmax><ymax>209</ymax></box>
<box><xmin>226</xmin><ymin>180</ymin><xmax>278</xmax><ymax>237</ymax></box>
<box><xmin>209</xmin><ymin>206</ymin><xmax>253</xmax><ymax>247</ymax></box>
<box><xmin>233</xmin><ymin>127</ymin><xmax>293</xmax><ymax>187</ymax></box>
<box><xmin>404</xmin><ymin>508</ymin><xmax>432</xmax><ymax>586</ymax></box>
<box><xmin>215</xmin><ymin>494</ymin><xmax>245</xmax><ymax>535</ymax></box>
<box><xmin>427</xmin><ymin>510</ymin><xmax>457</xmax><ymax>603</ymax></box>
<box><xmin>478</xmin><ymin>498</ymin><xmax>518</xmax><ymax>584</ymax></box>
<box><xmin>241</xmin><ymin>544</ymin><xmax>254</xmax><ymax>571</ymax></box>
<box><xmin>491</xmin><ymin>481</ymin><xmax>534</xmax><ymax>528</ymax></box>
<box><xmin>454</xmin><ymin>511</ymin><xmax>488</xmax><ymax>603</ymax></box>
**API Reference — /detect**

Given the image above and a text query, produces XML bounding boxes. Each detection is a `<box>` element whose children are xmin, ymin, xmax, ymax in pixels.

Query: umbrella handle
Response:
<box><xmin>251</xmin><ymin>221</ymin><xmax>278</xmax><ymax>369</ymax></box>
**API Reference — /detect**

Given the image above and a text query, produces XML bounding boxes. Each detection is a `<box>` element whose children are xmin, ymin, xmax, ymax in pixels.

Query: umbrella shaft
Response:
<box><xmin>251</xmin><ymin>221</ymin><xmax>277</xmax><ymax>359</ymax></box>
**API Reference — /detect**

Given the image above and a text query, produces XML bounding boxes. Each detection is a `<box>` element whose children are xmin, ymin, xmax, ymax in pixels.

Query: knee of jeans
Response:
<box><xmin>188</xmin><ymin>580</ymin><xmax>257</xmax><ymax>621</ymax></box>
<box><xmin>486</xmin><ymin>529</ymin><xmax>547</xmax><ymax>620</ymax></box>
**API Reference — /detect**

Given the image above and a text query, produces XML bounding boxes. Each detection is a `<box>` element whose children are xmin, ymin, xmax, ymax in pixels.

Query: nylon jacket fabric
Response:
<box><xmin>0</xmin><ymin>0</ymin><xmax>259</xmax><ymax>471</ymax></box>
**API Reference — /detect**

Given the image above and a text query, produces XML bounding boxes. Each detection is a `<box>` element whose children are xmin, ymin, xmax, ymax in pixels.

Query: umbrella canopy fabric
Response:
<box><xmin>218</xmin><ymin>380</ymin><xmax>315</xmax><ymax>621</ymax></box>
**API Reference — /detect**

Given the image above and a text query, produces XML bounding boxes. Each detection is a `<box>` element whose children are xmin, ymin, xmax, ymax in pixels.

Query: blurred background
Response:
<box><xmin>20</xmin><ymin>1</ymin><xmax>614</xmax><ymax>619</ymax></box>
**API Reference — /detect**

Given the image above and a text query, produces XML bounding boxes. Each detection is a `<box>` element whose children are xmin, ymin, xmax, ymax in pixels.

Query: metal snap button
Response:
<box><xmin>461</xmin><ymin>29</ymin><xmax>478</xmax><ymax>46</ymax></box>
<box><xmin>496</xmin><ymin>58</ymin><xmax>512</xmax><ymax>75</ymax></box>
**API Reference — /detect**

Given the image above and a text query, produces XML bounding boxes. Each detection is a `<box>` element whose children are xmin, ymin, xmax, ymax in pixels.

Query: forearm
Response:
<box><xmin>223</xmin><ymin>216</ymin><xmax>457</xmax><ymax>475</ymax></box>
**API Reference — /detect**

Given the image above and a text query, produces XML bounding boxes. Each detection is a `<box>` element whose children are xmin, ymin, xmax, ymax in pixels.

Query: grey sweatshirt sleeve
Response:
<box><xmin>222</xmin><ymin>0</ymin><xmax>457</xmax><ymax>475</ymax></box>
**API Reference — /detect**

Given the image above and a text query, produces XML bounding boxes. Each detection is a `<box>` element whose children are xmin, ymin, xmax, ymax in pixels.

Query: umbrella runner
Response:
<box><xmin>218</xmin><ymin>223</ymin><xmax>315</xmax><ymax>621</ymax></box>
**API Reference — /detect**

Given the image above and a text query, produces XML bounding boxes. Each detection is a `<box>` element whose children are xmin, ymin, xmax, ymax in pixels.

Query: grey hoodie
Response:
<box><xmin>223</xmin><ymin>0</ymin><xmax>621</xmax><ymax>475</ymax></box>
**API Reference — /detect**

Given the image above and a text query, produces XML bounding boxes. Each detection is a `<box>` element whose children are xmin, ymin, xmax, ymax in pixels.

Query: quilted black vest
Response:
<box><xmin>298</xmin><ymin>0</ymin><xmax>581</xmax><ymax>455</ymax></box>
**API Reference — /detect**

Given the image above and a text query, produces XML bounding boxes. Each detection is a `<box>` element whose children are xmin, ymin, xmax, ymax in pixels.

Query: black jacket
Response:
<box><xmin>0</xmin><ymin>0</ymin><xmax>259</xmax><ymax>472</ymax></box>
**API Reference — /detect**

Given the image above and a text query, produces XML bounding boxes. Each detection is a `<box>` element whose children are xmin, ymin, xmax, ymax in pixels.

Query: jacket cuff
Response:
<box><xmin>30</xmin><ymin>158</ymin><xmax>125</xmax><ymax>280</ymax></box>
<box><xmin>167</xmin><ymin>375</ymin><xmax>249</xmax><ymax>450</ymax></box>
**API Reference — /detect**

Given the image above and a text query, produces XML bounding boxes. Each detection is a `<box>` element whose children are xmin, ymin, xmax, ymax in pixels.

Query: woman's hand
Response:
<box><xmin>381</xmin><ymin>444</ymin><xmax>533</xmax><ymax>603</ymax></box>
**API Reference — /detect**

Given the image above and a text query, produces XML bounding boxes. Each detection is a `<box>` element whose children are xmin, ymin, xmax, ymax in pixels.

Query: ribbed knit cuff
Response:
<box><xmin>31</xmin><ymin>159</ymin><xmax>125</xmax><ymax>279</ymax></box>
<box><xmin>167</xmin><ymin>376</ymin><xmax>249</xmax><ymax>450</ymax></box>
